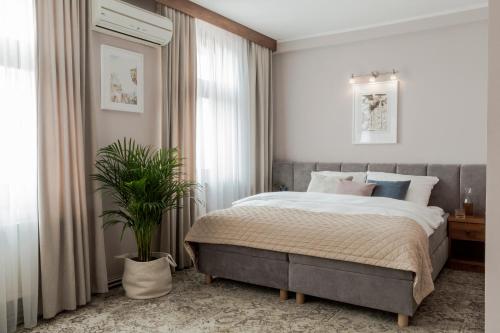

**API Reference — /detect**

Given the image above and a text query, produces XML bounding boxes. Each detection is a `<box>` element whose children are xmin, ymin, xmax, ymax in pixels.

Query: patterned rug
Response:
<box><xmin>22</xmin><ymin>268</ymin><xmax>484</xmax><ymax>333</ymax></box>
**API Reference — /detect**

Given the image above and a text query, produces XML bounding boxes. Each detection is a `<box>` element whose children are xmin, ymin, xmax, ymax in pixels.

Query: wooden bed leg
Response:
<box><xmin>205</xmin><ymin>274</ymin><xmax>213</xmax><ymax>284</ymax></box>
<box><xmin>279</xmin><ymin>289</ymin><xmax>288</xmax><ymax>301</ymax></box>
<box><xmin>397</xmin><ymin>314</ymin><xmax>409</xmax><ymax>328</ymax></box>
<box><xmin>296</xmin><ymin>292</ymin><xmax>305</xmax><ymax>304</ymax></box>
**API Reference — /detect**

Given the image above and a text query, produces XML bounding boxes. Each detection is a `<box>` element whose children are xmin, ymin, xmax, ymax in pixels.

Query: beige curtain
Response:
<box><xmin>248</xmin><ymin>42</ymin><xmax>273</xmax><ymax>193</ymax></box>
<box><xmin>36</xmin><ymin>0</ymin><xmax>108</xmax><ymax>319</ymax></box>
<box><xmin>160</xmin><ymin>6</ymin><xmax>197</xmax><ymax>269</ymax></box>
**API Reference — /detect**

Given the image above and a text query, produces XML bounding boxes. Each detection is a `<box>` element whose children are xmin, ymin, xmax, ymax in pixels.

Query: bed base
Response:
<box><xmin>206</xmin><ymin>271</ymin><xmax>289</xmax><ymax>301</ymax></box>
<box><xmin>196</xmin><ymin>237</ymin><xmax>448</xmax><ymax>328</ymax></box>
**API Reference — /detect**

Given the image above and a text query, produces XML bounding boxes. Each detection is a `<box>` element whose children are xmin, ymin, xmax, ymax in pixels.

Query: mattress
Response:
<box><xmin>233</xmin><ymin>192</ymin><xmax>445</xmax><ymax>236</ymax></box>
<box><xmin>428</xmin><ymin>217</ymin><xmax>447</xmax><ymax>254</ymax></box>
<box><xmin>200</xmin><ymin>218</ymin><xmax>446</xmax><ymax>262</ymax></box>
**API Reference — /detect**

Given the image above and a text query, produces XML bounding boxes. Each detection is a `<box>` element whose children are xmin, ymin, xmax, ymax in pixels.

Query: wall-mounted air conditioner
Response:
<box><xmin>92</xmin><ymin>0</ymin><xmax>173</xmax><ymax>47</ymax></box>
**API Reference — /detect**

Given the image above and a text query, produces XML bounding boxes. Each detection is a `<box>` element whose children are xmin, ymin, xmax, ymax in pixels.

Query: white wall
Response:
<box><xmin>85</xmin><ymin>0</ymin><xmax>162</xmax><ymax>283</ymax></box>
<box><xmin>90</xmin><ymin>32</ymin><xmax>162</xmax><ymax>282</ymax></box>
<box><xmin>486</xmin><ymin>1</ymin><xmax>500</xmax><ymax>331</ymax></box>
<box><xmin>273</xmin><ymin>22</ymin><xmax>487</xmax><ymax>164</ymax></box>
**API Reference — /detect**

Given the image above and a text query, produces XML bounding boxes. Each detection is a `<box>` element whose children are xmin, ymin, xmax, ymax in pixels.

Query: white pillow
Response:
<box><xmin>366</xmin><ymin>172</ymin><xmax>439</xmax><ymax>206</ymax></box>
<box><xmin>314</xmin><ymin>171</ymin><xmax>367</xmax><ymax>184</ymax></box>
<box><xmin>307</xmin><ymin>172</ymin><xmax>353</xmax><ymax>193</ymax></box>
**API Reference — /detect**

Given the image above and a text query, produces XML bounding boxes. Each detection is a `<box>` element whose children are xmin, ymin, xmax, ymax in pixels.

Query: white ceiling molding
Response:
<box><xmin>276</xmin><ymin>5</ymin><xmax>488</xmax><ymax>54</ymax></box>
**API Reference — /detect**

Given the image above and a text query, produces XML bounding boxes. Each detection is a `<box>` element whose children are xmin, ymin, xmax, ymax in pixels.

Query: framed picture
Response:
<box><xmin>101</xmin><ymin>45</ymin><xmax>144</xmax><ymax>113</ymax></box>
<box><xmin>352</xmin><ymin>80</ymin><xmax>398</xmax><ymax>144</ymax></box>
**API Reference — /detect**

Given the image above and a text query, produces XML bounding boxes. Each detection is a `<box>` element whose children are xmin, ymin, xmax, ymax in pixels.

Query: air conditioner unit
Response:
<box><xmin>92</xmin><ymin>0</ymin><xmax>173</xmax><ymax>46</ymax></box>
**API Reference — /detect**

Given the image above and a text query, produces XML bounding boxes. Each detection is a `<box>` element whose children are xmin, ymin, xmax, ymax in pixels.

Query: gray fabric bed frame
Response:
<box><xmin>194</xmin><ymin>162</ymin><xmax>486</xmax><ymax>327</ymax></box>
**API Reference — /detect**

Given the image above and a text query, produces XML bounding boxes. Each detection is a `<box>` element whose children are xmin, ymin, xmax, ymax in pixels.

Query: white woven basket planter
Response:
<box><xmin>117</xmin><ymin>252</ymin><xmax>177</xmax><ymax>299</ymax></box>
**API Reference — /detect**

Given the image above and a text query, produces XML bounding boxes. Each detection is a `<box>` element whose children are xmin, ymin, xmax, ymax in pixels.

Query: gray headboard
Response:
<box><xmin>272</xmin><ymin>162</ymin><xmax>486</xmax><ymax>215</ymax></box>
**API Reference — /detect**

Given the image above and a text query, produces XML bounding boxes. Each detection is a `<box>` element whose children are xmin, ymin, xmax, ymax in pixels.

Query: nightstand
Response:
<box><xmin>447</xmin><ymin>215</ymin><xmax>485</xmax><ymax>273</ymax></box>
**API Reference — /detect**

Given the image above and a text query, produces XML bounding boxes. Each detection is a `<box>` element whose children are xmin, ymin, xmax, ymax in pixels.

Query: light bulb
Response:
<box><xmin>369</xmin><ymin>76</ymin><xmax>376</xmax><ymax>83</ymax></box>
<box><xmin>349</xmin><ymin>75</ymin><xmax>355</xmax><ymax>84</ymax></box>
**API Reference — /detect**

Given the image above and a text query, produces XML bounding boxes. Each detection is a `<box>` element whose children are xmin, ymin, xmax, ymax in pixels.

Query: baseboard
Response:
<box><xmin>108</xmin><ymin>277</ymin><xmax>122</xmax><ymax>289</ymax></box>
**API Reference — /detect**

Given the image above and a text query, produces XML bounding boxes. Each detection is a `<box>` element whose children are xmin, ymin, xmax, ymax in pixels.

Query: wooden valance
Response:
<box><xmin>156</xmin><ymin>0</ymin><xmax>277</xmax><ymax>51</ymax></box>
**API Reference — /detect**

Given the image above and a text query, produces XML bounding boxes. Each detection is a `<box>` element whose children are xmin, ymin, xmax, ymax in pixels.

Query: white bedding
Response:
<box><xmin>233</xmin><ymin>191</ymin><xmax>445</xmax><ymax>236</ymax></box>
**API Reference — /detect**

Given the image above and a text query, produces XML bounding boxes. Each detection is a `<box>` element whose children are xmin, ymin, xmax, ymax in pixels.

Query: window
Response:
<box><xmin>195</xmin><ymin>20</ymin><xmax>251</xmax><ymax>213</ymax></box>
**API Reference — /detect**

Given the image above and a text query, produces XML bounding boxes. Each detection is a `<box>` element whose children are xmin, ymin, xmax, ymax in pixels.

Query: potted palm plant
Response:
<box><xmin>93</xmin><ymin>138</ymin><xmax>195</xmax><ymax>299</ymax></box>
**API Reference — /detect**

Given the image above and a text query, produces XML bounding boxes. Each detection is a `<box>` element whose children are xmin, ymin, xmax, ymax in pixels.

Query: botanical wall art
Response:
<box><xmin>101</xmin><ymin>45</ymin><xmax>144</xmax><ymax>113</ymax></box>
<box><xmin>352</xmin><ymin>80</ymin><xmax>398</xmax><ymax>144</ymax></box>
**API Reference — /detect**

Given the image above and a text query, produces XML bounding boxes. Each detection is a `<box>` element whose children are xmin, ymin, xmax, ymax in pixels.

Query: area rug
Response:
<box><xmin>22</xmin><ymin>268</ymin><xmax>484</xmax><ymax>333</ymax></box>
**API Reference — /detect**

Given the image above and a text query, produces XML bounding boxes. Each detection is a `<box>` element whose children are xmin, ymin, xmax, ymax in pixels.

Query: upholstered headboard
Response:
<box><xmin>272</xmin><ymin>162</ymin><xmax>486</xmax><ymax>215</ymax></box>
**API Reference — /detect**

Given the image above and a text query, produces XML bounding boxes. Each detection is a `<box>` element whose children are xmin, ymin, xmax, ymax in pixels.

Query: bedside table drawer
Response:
<box><xmin>449</xmin><ymin>223</ymin><xmax>485</xmax><ymax>241</ymax></box>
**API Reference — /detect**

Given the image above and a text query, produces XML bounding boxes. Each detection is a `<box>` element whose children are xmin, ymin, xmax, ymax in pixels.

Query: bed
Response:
<box><xmin>185</xmin><ymin>162</ymin><xmax>486</xmax><ymax>327</ymax></box>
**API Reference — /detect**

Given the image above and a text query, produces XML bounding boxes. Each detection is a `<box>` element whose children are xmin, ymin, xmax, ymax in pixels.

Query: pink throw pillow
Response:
<box><xmin>335</xmin><ymin>180</ymin><xmax>376</xmax><ymax>196</ymax></box>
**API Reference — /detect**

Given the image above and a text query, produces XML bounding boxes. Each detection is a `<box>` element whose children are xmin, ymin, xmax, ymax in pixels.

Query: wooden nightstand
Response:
<box><xmin>448</xmin><ymin>215</ymin><xmax>485</xmax><ymax>273</ymax></box>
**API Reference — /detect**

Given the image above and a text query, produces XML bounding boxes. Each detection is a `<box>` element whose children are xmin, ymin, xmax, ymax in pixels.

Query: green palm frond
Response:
<box><xmin>92</xmin><ymin>138</ymin><xmax>197</xmax><ymax>262</ymax></box>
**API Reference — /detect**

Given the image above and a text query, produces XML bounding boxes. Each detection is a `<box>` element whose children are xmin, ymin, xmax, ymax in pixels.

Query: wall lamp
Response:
<box><xmin>349</xmin><ymin>69</ymin><xmax>399</xmax><ymax>84</ymax></box>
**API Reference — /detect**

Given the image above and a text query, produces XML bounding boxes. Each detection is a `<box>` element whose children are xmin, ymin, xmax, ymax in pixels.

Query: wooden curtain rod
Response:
<box><xmin>155</xmin><ymin>0</ymin><xmax>277</xmax><ymax>51</ymax></box>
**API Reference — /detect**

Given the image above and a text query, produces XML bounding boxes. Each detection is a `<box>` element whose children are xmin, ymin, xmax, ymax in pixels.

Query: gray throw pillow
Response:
<box><xmin>367</xmin><ymin>179</ymin><xmax>411</xmax><ymax>200</ymax></box>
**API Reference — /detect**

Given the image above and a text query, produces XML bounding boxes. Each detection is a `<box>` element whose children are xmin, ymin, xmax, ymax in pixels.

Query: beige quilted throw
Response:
<box><xmin>185</xmin><ymin>206</ymin><xmax>434</xmax><ymax>304</ymax></box>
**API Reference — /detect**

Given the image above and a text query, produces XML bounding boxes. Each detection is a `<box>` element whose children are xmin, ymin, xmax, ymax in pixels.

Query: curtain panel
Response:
<box><xmin>0</xmin><ymin>0</ymin><xmax>38</xmax><ymax>331</ymax></box>
<box><xmin>195</xmin><ymin>19</ymin><xmax>252</xmax><ymax>213</ymax></box>
<box><xmin>160</xmin><ymin>6</ymin><xmax>198</xmax><ymax>269</ymax></box>
<box><xmin>248</xmin><ymin>42</ymin><xmax>273</xmax><ymax>194</ymax></box>
<box><xmin>195</xmin><ymin>20</ymin><xmax>273</xmax><ymax>213</ymax></box>
<box><xmin>36</xmin><ymin>0</ymin><xmax>108</xmax><ymax>319</ymax></box>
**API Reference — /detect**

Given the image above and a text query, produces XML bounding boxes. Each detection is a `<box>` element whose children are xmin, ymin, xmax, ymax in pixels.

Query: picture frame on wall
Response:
<box><xmin>101</xmin><ymin>45</ymin><xmax>144</xmax><ymax>113</ymax></box>
<box><xmin>352</xmin><ymin>80</ymin><xmax>398</xmax><ymax>144</ymax></box>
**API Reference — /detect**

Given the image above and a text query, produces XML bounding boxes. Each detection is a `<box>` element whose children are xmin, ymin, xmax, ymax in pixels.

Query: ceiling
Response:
<box><xmin>190</xmin><ymin>0</ymin><xmax>488</xmax><ymax>42</ymax></box>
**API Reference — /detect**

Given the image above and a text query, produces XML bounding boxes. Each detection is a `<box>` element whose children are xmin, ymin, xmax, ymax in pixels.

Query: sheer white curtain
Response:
<box><xmin>0</xmin><ymin>0</ymin><xmax>38</xmax><ymax>332</ymax></box>
<box><xmin>196</xmin><ymin>20</ymin><xmax>251</xmax><ymax>212</ymax></box>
